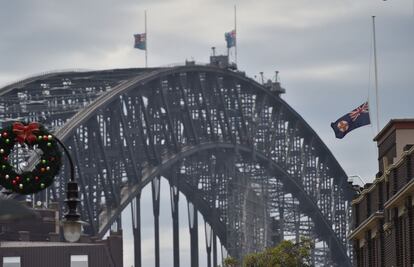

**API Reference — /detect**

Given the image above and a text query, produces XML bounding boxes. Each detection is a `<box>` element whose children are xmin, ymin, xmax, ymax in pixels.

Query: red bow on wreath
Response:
<box><xmin>12</xmin><ymin>122</ymin><xmax>40</xmax><ymax>144</ymax></box>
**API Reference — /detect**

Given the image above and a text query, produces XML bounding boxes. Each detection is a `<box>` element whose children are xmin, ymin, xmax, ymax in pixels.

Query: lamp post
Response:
<box><xmin>54</xmin><ymin>136</ymin><xmax>85</xmax><ymax>243</ymax></box>
<box><xmin>348</xmin><ymin>175</ymin><xmax>366</xmax><ymax>186</ymax></box>
<box><xmin>348</xmin><ymin>175</ymin><xmax>366</xmax><ymax>194</ymax></box>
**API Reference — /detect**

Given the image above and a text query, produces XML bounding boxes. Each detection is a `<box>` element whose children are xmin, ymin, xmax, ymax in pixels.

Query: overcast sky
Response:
<box><xmin>1</xmin><ymin>0</ymin><xmax>413</xmax><ymax>266</ymax></box>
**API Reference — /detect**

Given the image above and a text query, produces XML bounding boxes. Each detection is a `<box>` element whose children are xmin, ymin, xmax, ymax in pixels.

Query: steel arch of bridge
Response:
<box><xmin>0</xmin><ymin>65</ymin><xmax>354</xmax><ymax>266</ymax></box>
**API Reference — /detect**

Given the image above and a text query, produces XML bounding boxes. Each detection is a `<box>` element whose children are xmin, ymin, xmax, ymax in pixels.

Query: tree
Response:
<box><xmin>223</xmin><ymin>256</ymin><xmax>239</xmax><ymax>267</ymax></box>
<box><xmin>243</xmin><ymin>238</ymin><xmax>312</xmax><ymax>267</ymax></box>
<box><xmin>223</xmin><ymin>238</ymin><xmax>312</xmax><ymax>267</ymax></box>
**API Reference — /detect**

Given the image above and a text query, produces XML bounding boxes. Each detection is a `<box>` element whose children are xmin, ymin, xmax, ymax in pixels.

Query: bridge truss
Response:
<box><xmin>0</xmin><ymin>65</ymin><xmax>355</xmax><ymax>266</ymax></box>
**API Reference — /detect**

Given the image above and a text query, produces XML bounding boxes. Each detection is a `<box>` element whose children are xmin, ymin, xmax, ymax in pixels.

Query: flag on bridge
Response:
<box><xmin>331</xmin><ymin>102</ymin><xmax>371</xmax><ymax>139</ymax></box>
<box><xmin>133</xmin><ymin>33</ymin><xmax>146</xmax><ymax>50</ymax></box>
<box><xmin>225</xmin><ymin>30</ymin><xmax>236</xmax><ymax>48</ymax></box>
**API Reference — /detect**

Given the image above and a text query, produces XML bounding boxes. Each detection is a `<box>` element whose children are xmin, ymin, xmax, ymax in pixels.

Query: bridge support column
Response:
<box><xmin>213</xmin><ymin>232</ymin><xmax>218</xmax><ymax>267</ymax></box>
<box><xmin>221</xmin><ymin>245</ymin><xmax>229</xmax><ymax>266</ymax></box>
<box><xmin>205</xmin><ymin>222</ymin><xmax>212</xmax><ymax>267</ymax></box>
<box><xmin>169</xmin><ymin>179</ymin><xmax>180</xmax><ymax>267</ymax></box>
<box><xmin>188</xmin><ymin>201</ymin><xmax>199</xmax><ymax>267</ymax></box>
<box><xmin>116</xmin><ymin>216</ymin><xmax>122</xmax><ymax>232</ymax></box>
<box><xmin>152</xmin><ymin>177</ymin><xmax>161</xmax><ymax>267</ymax></box>
<box><xmin>132</xmin><ymin>193</ymin><xmax>142</xmax><ymax>267</ymax></box>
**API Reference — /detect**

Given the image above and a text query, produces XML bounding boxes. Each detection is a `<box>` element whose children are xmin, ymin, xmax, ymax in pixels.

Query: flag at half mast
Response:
<box><xmin>225</xmin><ymin>30</ymin><xmax>236</xmax><ymax>48</ymax></box>
<box><xmin>331</xmin><ymin>102</ymin><xmax>371</xmax><ymax>139</ymax></box>
<box><xmin>133</xmin><ymin>33</ymin><xmax>146</xmax><ymax>50</ymax></box>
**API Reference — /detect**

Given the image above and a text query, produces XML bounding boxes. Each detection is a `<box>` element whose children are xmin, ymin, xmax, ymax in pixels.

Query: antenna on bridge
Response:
<box><xmin>211</xmin><ymin>47</ymin><xmax>216</xmax><ymax>56</ymax></box>
<box><xmin>259</xmin><ymin>72</ymin><xmax>264</xmax><ymax>84</ymax></box>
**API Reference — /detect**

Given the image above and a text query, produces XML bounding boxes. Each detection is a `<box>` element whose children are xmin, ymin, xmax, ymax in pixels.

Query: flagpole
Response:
<box><xmin>234</xmin><ymin>5</ymin><xmax>237</xmax><ymax>65</ymax></box>
<box><xmin>145</xmin><ymin>10</ymin><xmax>148</xmax><ymax>68</ymax></box>
<box><xmin>372</xmin><ymin>16</ymin><xmax>379</xmax><ymax>133</ymax></box>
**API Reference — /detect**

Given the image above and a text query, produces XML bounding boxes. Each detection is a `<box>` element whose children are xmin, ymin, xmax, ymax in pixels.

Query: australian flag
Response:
<box><xmin>133</xmin><ymin>33</ymin><xmax>146</xmax><ymax>50</ymax></box>
<box><xmin>331</xmin><ymin>102</ymin><xmax>371</xmax><ymax>139</ymax></box>
<box><xmin>225</xmin><ymin>30</ymin><xmax>236</xmax><ymax>48</ymax></box>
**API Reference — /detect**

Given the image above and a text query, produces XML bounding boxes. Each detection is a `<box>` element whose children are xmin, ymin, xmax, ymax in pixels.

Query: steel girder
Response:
<box><xmin>0</xmin><ymin>65</ymin><xmax>354</xmax><ymax>266</ymax></box>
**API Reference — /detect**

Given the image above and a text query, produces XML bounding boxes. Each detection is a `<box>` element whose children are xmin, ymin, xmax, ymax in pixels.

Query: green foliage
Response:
<box><xmin>223</xmin><ymin>238</ymin><xmax>313</xmax><ymax>267</ymax></box>
<box><xmin>223</xmin><ymin>256</ymin><xmax>239</xmax><ymax>267</ymax></box>
<box><xmin>243</xmin><ymin>238</ymin><xmax>312</xmax><ymax>267</ymax></box>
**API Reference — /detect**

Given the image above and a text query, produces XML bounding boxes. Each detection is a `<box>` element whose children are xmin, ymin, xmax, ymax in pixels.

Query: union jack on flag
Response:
<box><xmin>350</xmin><ymin>102</ymin><xmax>369</xmax><ymax>121</ymax></box>
<box><xmin>330</xmin><ymin>101</ymin><xmax>371</xmax><ymax>139</ymax></box>
<box><xmin>225</xmin><ymin>30</ymin><xmax>236</xmax><ymax>48</ymax></box>
<box><xmin>133</xmin><ymin>33</ymin><xmax>146</xmax><ymax>50</ymax></box>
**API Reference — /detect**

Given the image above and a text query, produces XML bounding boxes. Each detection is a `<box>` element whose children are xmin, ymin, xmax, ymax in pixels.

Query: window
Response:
<box><xmin>3</xmin><ymin>257</ymin><xmax>21</xmax><ymax>267</ymax></box>
<box><xmin>70</xmin><ymin>255</ymin><xmax>88</xmax><ymax>267</ymax></box>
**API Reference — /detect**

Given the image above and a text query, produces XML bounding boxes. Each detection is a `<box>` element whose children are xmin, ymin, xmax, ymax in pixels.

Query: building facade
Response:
<box><xmin>349</xmin><ymin>119</ymin><xmax>414</xmax><ymax>267</ymax></box>
<box><xmin>0</xmin><ymin>203</ymin><xmax>123</xmax><ymax>267</ymax></box>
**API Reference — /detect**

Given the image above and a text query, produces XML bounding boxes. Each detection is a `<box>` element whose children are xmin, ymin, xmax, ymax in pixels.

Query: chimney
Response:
<box><xmin>374</xmin><ymin>119</ymin><xmax>414</xmax><ymax>172</ymax></box>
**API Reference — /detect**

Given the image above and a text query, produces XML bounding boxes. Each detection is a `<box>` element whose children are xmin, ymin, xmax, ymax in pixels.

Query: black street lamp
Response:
<box><xmin>54</xmin><ymin>136</ymin><xmax>85</xmax><ymax>243</ymax></box>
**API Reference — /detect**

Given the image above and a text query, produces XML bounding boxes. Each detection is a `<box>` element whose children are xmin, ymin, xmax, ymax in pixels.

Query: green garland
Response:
<box><xmin>0</xmin><ymin>123</ymin><xmax>62</xmax><ymax>194</ymax></box>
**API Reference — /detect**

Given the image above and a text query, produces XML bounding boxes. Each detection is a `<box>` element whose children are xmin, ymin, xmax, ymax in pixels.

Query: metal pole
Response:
<box><xmin>145</xmin><ymin>10</ymin><xmax>148</xmax><ymax>68</ymax></box>
<box><xmin>234</xmin><ymin>5</ymin><xmax>237</xmax><ymax>65</ymax></box>
<box><xmin>372</xmin><ymin>16</ymin><xmax>380</xmax><ymax>133</ymax></box>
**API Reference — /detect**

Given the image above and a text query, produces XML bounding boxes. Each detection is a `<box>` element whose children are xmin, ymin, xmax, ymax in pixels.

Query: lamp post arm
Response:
<box><xmin>348</xmin><ymin>175</ymin><xmax>366</xmax><ymax>186</ymax></box>
<box><xmin>52</xmin><ymin>135</ymin><xmax>75</xmax><ymax>182</ymax></box>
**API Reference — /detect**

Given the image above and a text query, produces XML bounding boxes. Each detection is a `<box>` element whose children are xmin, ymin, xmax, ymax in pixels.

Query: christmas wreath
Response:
<box><xmin>0</xmin><ymin>122</ymin><xmax>62</xmax><ymax>194</ymax></box>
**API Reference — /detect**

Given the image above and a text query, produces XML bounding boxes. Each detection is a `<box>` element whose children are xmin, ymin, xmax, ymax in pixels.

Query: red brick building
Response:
<box><xmin>349</xmin><ymin>119</ymin><xmax>414</xmax><ymax>267</ymax></box>
<box><xmin>0</xmin><ymin>203</ymin><xmax>123</xmax><ymax>267</ymax></box>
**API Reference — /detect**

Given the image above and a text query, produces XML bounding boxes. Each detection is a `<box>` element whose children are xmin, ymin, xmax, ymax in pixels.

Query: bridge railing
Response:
<box><xmin>0</xmin><ymin>68</ymin><xmax>93</xmax><ymax>91</ymax></box>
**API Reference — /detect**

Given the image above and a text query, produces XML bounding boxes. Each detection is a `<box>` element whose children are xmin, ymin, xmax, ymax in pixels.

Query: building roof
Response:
<box><xmin>373</xmin><ymin>118</ymin><xmax>414</xmax><ymax>142</ymax></box>
<box><xmin>0</xmin><ymin>241</ymin><xmax>99</xmax><ymax>248</ymax></box>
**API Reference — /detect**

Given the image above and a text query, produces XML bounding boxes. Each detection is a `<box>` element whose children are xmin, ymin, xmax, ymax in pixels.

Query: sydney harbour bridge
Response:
<box><xmin>0</xmin><ymin>60</ymin><xmax>355</xmax><ymax>266</ymax></box>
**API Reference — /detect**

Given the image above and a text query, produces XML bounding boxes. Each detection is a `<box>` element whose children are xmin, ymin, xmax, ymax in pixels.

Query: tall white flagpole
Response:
<box><xmin>234</xmin><ymin>5</ymin><xmax>237</xmax><ymax>65</ymax></box>
<box><xmin>372</xmin><ymin>16</ymin><xmax>380</xmax><ymax>132</ymax></box>
<box><xmin>145</xmin><ymin>10</ymin><xmax>148</xmax><ymax>68</ymax></box>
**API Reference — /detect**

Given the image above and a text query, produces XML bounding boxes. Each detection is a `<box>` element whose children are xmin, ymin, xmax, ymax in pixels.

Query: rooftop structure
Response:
<box><xmin>0</xmin><ymin>203</ymin><xmax>123</xmax><ymax>267</ymax></box>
